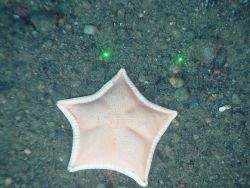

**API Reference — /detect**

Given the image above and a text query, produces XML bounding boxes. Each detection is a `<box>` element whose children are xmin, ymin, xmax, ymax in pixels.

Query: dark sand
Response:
<box><xmin>0</xmin><ymin>0</ymin><xmax>249</xmax><ymax>187</ymax></box>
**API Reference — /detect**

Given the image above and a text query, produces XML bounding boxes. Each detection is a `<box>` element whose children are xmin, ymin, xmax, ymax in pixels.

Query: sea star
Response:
<box><xmin>57</xmin><ymin>69</ymin><xmax>177</xmax><ymax>186</ymax></box>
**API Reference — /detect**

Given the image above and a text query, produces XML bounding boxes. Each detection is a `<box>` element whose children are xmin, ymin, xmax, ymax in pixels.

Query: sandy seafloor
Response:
<box><xmin>0</xmin><ymin>0</ymin><xmax>249</xmax><ymax>188</ymax></box>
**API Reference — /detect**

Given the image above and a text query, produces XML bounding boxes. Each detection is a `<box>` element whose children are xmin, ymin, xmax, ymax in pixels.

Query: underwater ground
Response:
<box><xmin>0</xmin><ymin>0</ymin><xmax>249</xmax><ymax>187</ymax></box>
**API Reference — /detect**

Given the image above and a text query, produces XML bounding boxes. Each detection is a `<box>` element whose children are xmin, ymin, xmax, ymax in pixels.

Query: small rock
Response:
<box><xmin>169</xmin><ymin>77</ymin><xmax>184</xmax><ymax>88</ymax></box>
<box><xmin>5</xmin><ymin>177</ymin><xmax>13</xmax><ymax>186</ymax></box>
<box><xmin>82</xmin><ymin>1</ymin><xmax>91</xmax><ymax>9</ymax></box>
<box><xmin>0</xmin><ymin>95</ymin><xmax>7</xmax><ymax>104</ymax></box>
<box><xmin>232</xmin><ymin>94</ymin><xmax>242</xmax><ymax>105</ymax></box>
<box><xmin>203</xmin><ymin>45</ymin><xmax>216</xmax><ymax>63</ymax></box>
<box><xmin>37</xmin><ymin>83</ymin><xmax>46</xmax><ymax>91</ymax></box>
<box><xmin>62</xmin><ymin>26</ymin><xmax>70</xmax><ymax>33</ymax></box>
<box><xmin>48</xmin><ymin>122</ymin><xmax>55</xmax><ymax>127</ymax></box>
<box><xmin>24</xmin><ymin>148</ymin><xmax>32</xmax><ymax>155</ymax></box>
<box><xmin>169</xmin><ymin>64</ymin><xmax>181</xmax><ymax>74</ymax></box>
<box><xmin>172</xmin><ymin>133</ymin><xmax>181</xmax><ymax>142</ymax></box>
<box><xmin>117</xmin><ymin>9</ymin><xmax>125</xmax><ymax>18</ymax></box>
<box><xmin>84</xmin><ymin>25</ymin><xmax>98</xmax><ymax>35</ymax></box>
<box><xmin>159</xmin><ymin>179</ymin><xmax>164</xmax><ymax>185</ymax></box>
<box><xmin>174</xmin><ymin>88</ymin><xmax>190</xmax><ymax>101</ymax></box>
<box><xmin>219</xmin><ymin>105</ymin><xmax>231</xmax><ymax>112</ymax></box>
<box><xmin>96</xmin><ymin>183</ymin><xmax>107</xmax><ymax>188</ymax></box>
<box><xmin>193</xmin><ymin>134</ymin><xmax>199</xmax><ymax>140</ymax></box>
<box><xmin>15</xmin><ymin>116</ymin><xmax>21</xmax><ymax>120</ymax></box>
<box><xmin>185</xmin><ymin>30</ymin><xmax>195</xmax><ymax>41</ymax></box>
<box><xmin>172</xmin><ymin>119</ymin><xmax>180</xmax><ymax>127</ymax></box>
<box><xmin>232</xmin><ymin>113</ymin><xmax>244</xmax><ymax>126</ymax></box>
<box><xmin>30</xmin><ymin>11</ymin><xmax>57</xmax><ymax>32</ymax></box>
<box><xmin>190</xmin><ymin>98</ymin><xmax>199</xmax><ymax>109</ymax></box>
<box><xmin>71</xmin><ymin>80</ymin><xmax>81</xmax><ymax>88</ymax></box>
<box><xmin>205</xmin><ymin>117</ymin><xmax>212</xmax><ymax>125</ymax></box>
<box><xmin>171</xmin><ymin>29</ymin><xmax>182</xmax><ymax>40</ymax></box>
<box><xmin>165</xmin><ymin>145</ymin><xmax>174</xmax><ymax>159</ymax></box>
<box><xmin>191</xmin><ymin>38</ymin><xmax>220</xmax><ymax>64</ymax></box>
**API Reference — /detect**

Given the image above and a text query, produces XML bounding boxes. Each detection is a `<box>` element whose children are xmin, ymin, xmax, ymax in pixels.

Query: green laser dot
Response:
<box><xmin>176</xmin><ymin>54</ymin><xmax>185</xmax><ymax>65</ymax></box>
<box><xmin>100</xmin><ymin>50</ymin><xmax>112</xmax><ymax>61</ymax></box>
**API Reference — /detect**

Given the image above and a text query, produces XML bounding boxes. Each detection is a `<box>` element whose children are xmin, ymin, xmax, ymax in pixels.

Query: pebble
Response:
<box><xmin>15</xmin><ymin>116</ymin><xmax>21</xmax><ymax>120</ymax></box>
<box><xmin>219</xmin><ymin>105</ymin><xmax>231</xmax><ymax>112</ymax></box>
<box><xmin>5</xmin><ymin>177</ymin><xmax>13</xmax><ymax>186</ymax></box>
<box><xmin>59</xmin><ymin>156</ymin><xmax>64</xmax><ymax>162</ymax></box>
<box><xmin>117</xmin><ymin>9</ymin><xmax>125</xmax><ymax>18</ymax></box>
<box><xmin>232</xmin><ymin>113</ymin><xmax>244</xmax><ymax>126</ymax></box>
<box><xmin>203</xmin><ymin>45</ymin><xmax>216</xmax><ymax>63</ymax></box>
<box><xmin>82</xmin><ymin>1</ymin><xmax>91</xmax><ymax>9</ymax></box>
<box><xmin>205</xmin><ymin>117</ymin><xmax>212</xmax><ymax>125</ymax></box>
<box><xmin>174</xmin><ymin>88</ymin><xmax>190</xmax><ymax>101</ymax></box>
<box><xmin>165</xmin><ymin>145</ymin><xmax>173</xmax><ymax>158</ymax></box>
<box><xmin>185</xmin><ymin>30</ymin><xmax>195</xmax><ymax>41</ymax></box>
<box><xmin>169</xmin><ymin>77</ymin><xmax>184</xmax><ymax>88</ymax></box>
<box><xmin>96</xmin><ymin>183</ymin><xmax>107</xmax><ymax>188</ymax></box>
<box><xmin>0</xmin><ymin>95</ymin><xmax>7</xmax><ymax>104</ymax></box>
<box><xmin>30</xmin><ymin>12</ymin><xmax>56</xmax><ymax>32</ymax></box>
<box><xmin>172</xmin><ymin>119</ymin><xmax>180</xmax><ymax>127</ymax></box>
<box><xmin>24</xmin><ymin>148</ymin><xmax>32</xmax><ymax>155</ymax></box>
<box><xmin>84</xmin><ymin>25</ymin><xmax>98</xmax><ymax>35</ymax></box>
<box><xmin>191</xmin><ymin>39</ymin><xmax>218</xmax><ymax>64</ymax></box>
<box><xmin>171</xmin><ymin>29</ymin><xmax>182</xmax><ymax>40</ymax></box>
<box><xmin>159</xmin><ymin>179</ymin><xmax>164</xmax><ymax>185</ymax></box>
<box><xmin>71</xmin><ymin>80</ymin><xmax>81</xmax><ymax>88</ymax></box>
<box><xmin>193</xmin><ymin>134</ymin><xmax>199</xmax><ymax>140</ymax></box>
<box><xmin>172</xmin><ymin>133</ymin><xmax>181</xmax><ymax>142</ymax></box>
<box><xmin>231</xmin><ymin>94</ymin><xmax>242</xmax><ymax>105</ymax></box>
<box><xmin>169</xmin><ymin>64</ymin><xmax>181</xmax><ymax>74</ymax></box>
<box><xmin>47</xmin><ymin>122</ymin><xmax>55</xmax><ymax>127</ymax></box>
<box><xmin>190</xmin><ymin>98</ymin><xmax>199</xmax><ymax>109</ymax></box>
